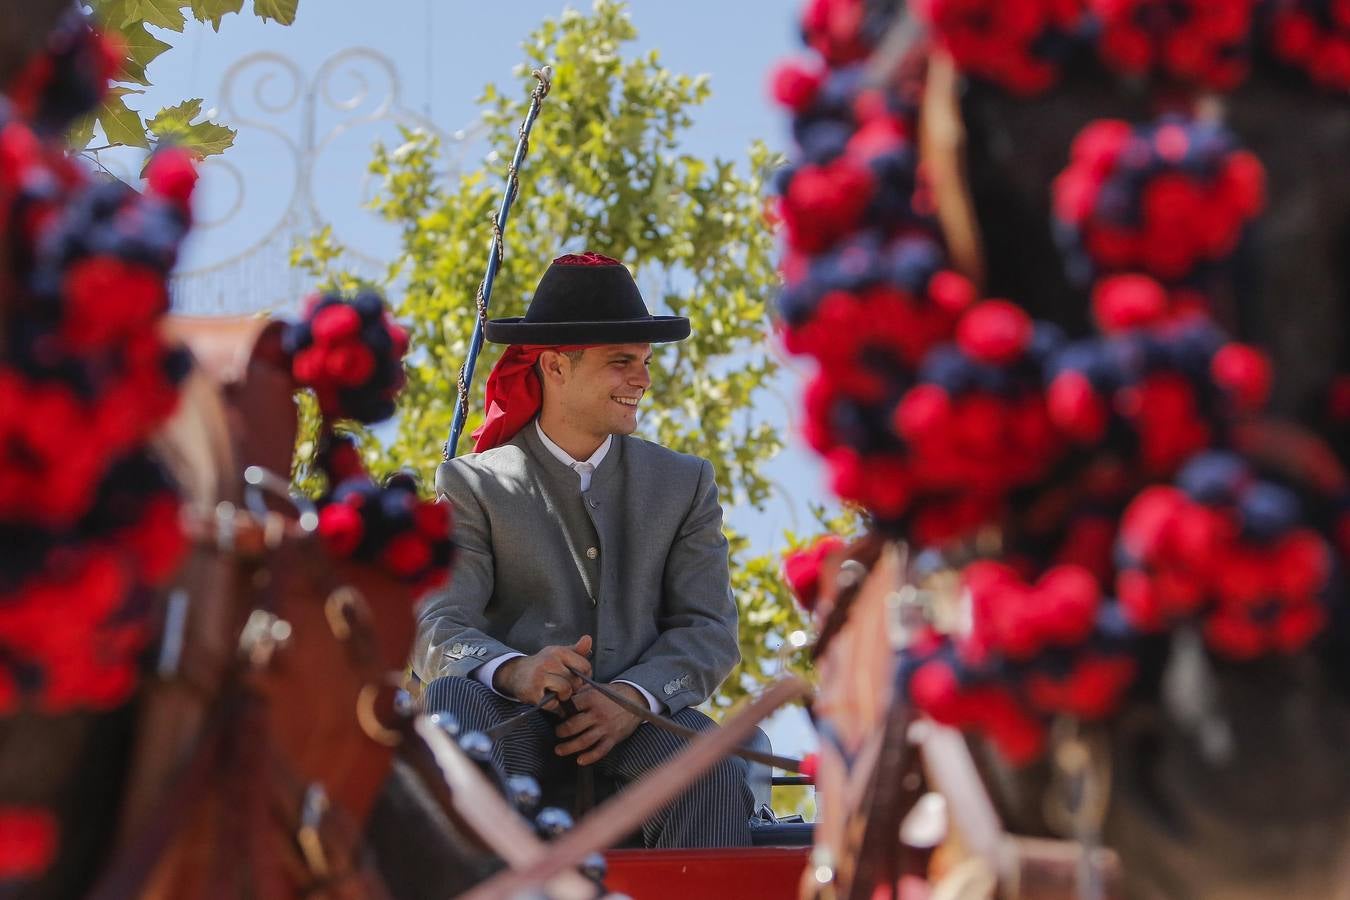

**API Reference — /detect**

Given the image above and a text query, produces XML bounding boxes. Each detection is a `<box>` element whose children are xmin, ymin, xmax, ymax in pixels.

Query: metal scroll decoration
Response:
<box><xmin>163</xmin><ymin>47</ymin><xmax>480</xmax><ymax>316</ymax></box>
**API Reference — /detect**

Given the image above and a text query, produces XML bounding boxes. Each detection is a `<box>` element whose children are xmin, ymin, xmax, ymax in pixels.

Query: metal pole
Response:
<box><xmin>443</xmin><ymin>64</ymin><xmax>553</xmax><ymax>460</ymax></box>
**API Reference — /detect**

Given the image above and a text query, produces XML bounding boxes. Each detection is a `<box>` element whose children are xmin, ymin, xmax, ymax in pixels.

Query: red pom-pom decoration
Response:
<box><xmin>1115</xmin><ymin>453</ymin><xmax>1332</xmax><ymax>657</ymax></box>
<box><xmin>0</xmin><ymin>807</ymin><xmax>58</xmax><ymax>879</ymax></box>
<box><xmin>1267</xmin><ymin>0</ymin><xmax>1350</xmax><ymax>92</ymax></box>
<box><xmin>956</xmin><ymin>300</ymin><xmax>1033</xmax><ymax>365</ymax></box>
<box><xmin>1090</xmin><ymin>0</ymin><xmax>1256</xmax><ymax>91</ymax></box>
<box><xmin>62</xmin><ymin>257</ymin><xmax>167</xmax><ymax>350</ymax></box>
<box><xmin>144</xmin><ymin>146</ymin><xmax>198</xmax><ymax>210</ymax></box>
<box><xmin>780</xmin><ymin>159</ymin><xmax>875</xmax><ymax>253</ymax></box>
<box><xmin>783</xmin><ymin>535</ymin><xmax>848</xmax><ymax>612</ymax></box>
<box><xmin>315</xmin><ymin>437</ymin><xmax>455</xmax><ymax>594</ymax></box>
<box><xmin>799</xmin><ymin>0</ymin><xmax>878</xmax><ymax>65</ymax></box>
<box><xmin>916</xmin><ymin>0</ymin><xmax>1086</xmax><ymax>96</ymax></box>
<box><xmin>1046</xmin><ymin>319</ymin><xmax>1255</xmax><ymax>477</ymax></box>
<box><xmin>0</xmin><ymin>18</ymin><xmax>192</xmax><ymax>731</ymax></box>
<box><xmin>1211</xmin><ymin>343</ymin><xmax>1273</xmax><ymax>412</ymax></box>
<box><xmin>319</xmin><ymin>502</ymin><xmax>366</xmax><ymax>557</ymax></box>
<box><xmin>1091</xmin><ymin>274</ymin><xmax>1168</xmax><ymax>333</ymax></box>
<box><xmin>285</xmin><ymin>291</ymin><xmax>408</xmax><ymax>424</ymax></box>
<box><xmin>1053</xmin><ymin>117</ymin><xmax>1265</xmax><ymax>285</ymax></box>
<box><xmin>769</xmin><ymin>59</ymin><xmax>826</xmax><ymax>111</ymax></box>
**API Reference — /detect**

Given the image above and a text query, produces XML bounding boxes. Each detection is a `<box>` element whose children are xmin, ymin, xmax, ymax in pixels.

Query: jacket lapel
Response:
<box><xmin>518</xmin><ymin>425</ymin><xmax>601</xmax><ymax>599</ymax></box>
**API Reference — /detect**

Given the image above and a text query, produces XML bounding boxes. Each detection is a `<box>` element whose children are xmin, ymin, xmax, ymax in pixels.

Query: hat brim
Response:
<box><xmin>484</xmin><ymin>316</ymin><xmax>691</xmax><ymax>345</ymax></box>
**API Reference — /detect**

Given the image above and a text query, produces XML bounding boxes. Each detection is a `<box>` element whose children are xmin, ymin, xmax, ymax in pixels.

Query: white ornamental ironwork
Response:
<box><xmin>168</xmin><ymin>47</ymin><xmax>480</xmax><ymax>316</ymax></box>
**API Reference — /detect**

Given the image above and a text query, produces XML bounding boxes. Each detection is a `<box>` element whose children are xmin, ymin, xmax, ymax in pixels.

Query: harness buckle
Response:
<box><xmin>297</xmin><ymin>782</ymin><xmax>331</xmax><ymax>879</ymax></box>
<box><xmin>238</xmin><ymin>609</ymin><xmax>292</xmax><ymax>669</ymax></box>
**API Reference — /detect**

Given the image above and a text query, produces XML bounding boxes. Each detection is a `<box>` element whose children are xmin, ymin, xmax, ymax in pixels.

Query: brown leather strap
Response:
<box><xmin>484</xmin><ymin>690</ymin><xmax>562</xmax><ymax>741</ymax></box>
<box><xmin>812</xmin><ymin>534</ymin><xmax>886</xmax><ymax>661</ymax></box>
<box><xmin>86</xmin><ymin>696</ymin><xmax>233</xmax><ymax>900</ymax></box>
<box><xmin>920</xmin><ymin>50</ymin><xmax>986</xmax><ymax>292</ymax></box>
<box><xmin>267</xmin><ymin>753</ymin><xmax>395</xmax><ymax>900</ymax></box>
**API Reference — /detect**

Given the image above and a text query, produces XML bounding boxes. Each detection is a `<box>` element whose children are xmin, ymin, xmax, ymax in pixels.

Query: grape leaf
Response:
<box><xmin>68</xmin><ymin>116</ymin><xmax>96</xmax><ymax>151</ymax></box>
<box><xmin>189</xmin><ymin>0</ymin><xmax>246</xmax><ymax>30</ymax></box>
<box><xmin>109</xmin><ymin>22</ymin><xmax>172</xmax><ymax>86</ymax></box>
<box><xmin>126</xmin><ymin>0</ymin><xmax>187</xmax><ymax>32</ymax></box>
<box><xmin>97</xmin><ymin>94</ymin><xmax>150</xmax><ymax>149</ymax></box>
<box><xmin>146</xmin><ymin>98</ymin><xmax>237</xmax><ymax>158</ymax></box>
<box><xmin>252</xmin><ymin>0</ymin><xmax>298</xmax><ymax>25</ymax></box>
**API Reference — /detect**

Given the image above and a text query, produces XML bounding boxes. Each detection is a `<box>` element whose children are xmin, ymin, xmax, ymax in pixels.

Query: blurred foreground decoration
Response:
<box><xmin>771</xmin><ymin>0</ymin><xmax>1350</xmax><ymax>897</ymax></box>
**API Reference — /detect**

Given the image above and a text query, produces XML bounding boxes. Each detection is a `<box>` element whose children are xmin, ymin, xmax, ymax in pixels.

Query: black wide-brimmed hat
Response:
<box><xmin>484</xmin><ymin>252</ymin><xmax>691</xmax><ymax>345</ymax></box>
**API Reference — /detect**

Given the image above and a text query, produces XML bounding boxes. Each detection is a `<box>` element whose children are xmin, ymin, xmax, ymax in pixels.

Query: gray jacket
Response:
<box><xmin>414</xmin><ymin>423</ymin><xmax>739</xmax><ymax>714</ymax></box>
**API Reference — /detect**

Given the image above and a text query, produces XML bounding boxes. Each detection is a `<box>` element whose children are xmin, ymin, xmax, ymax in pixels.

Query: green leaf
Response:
<box><xmin>145</xmin><ymin>97</ymin><xmax>204</xmax><ymax>135</ymax></box>
<box><xmin>176</xmin><ymin>118</ymin><xmax>236</xmax><ymax>157</ymax></box>
<box><xmin>127</xmin><ymin>0</ymin><xmax>187</xmax><ymax>31</ymax></box>
<box><xmin>88</xmin><ymin>0</ymin><xmax>135</xmax><ymax>29</ymax></box>
<box><xmin>190</xmin><ymin>0</ymin><xmax>246</xmax><ymax>30</ymax></box>
<box><xmin>97</xmin><ymin>94</ymin><xmax>151</xmax><ymax>149</ymax></box>
<box><xmin>68</xmin><ymin>115</ymin><xmax>96</xmax><ymax>151</ymax></box>
<box><xmin>113</xmin><ymin>22</ymin><xmax>172</xmax><ymax>85</ymax></box>
<box><xmin>252</xmin><ymin>0</ymin><xmax>298</xmax><ymax>25</ymax></box>
<box><xmin>146</xmin><ymin>98</ymin><xmax>236</xmax><ymax>158</ymax></box>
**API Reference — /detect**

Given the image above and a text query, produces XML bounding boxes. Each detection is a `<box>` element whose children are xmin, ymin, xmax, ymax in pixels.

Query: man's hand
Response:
<box><xmin>494</xmin><ymin>636</ymin><xmax>593</xmax><ymax>705</ymax></box>
<box><xmin>554</xmin><ymin>682</ymin><xmax>643</xmax><ymax>766</ymax></box>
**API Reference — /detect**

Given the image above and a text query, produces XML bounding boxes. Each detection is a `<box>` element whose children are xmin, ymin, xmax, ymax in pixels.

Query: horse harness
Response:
<box><xmin>89</xmin><ymin>467</ymin><xmax>417</xmax><ymax>900</ymax></box>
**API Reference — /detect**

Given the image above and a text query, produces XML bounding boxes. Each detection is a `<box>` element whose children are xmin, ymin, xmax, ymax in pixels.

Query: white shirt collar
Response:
<box><xmin>535</xmin><ymin>419</ymin><xmax>611</xmax><ymax>471</ymax></box>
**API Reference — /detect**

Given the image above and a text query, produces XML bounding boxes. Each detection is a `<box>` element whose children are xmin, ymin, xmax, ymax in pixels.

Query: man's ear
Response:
<box><xmin>538</xmin><ymin>350</ymin><xmax>567</xmax><ymax>386</ymax></box>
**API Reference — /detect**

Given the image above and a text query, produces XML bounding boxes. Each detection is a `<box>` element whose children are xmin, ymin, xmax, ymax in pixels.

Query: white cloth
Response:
<box><xmin>534</xmin><ymin>419</ymin><xmax>610</xmax><ymax>490</ymax></box>
<box><xmin>475</xmin><ymin>422</ymin><xmax>660</xmax><ymax>713</ymax></box>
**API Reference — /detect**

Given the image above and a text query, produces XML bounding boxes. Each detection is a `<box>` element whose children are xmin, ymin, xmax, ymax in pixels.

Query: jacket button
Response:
<box><xmin>588</xmin><ymin>498</ymin><xmax>599</xmax><ymax>509</ymax></box>
<box><xmin>585</xmin><ymin>547</ymin><xmax>598</xmax><ymax>559</ymax></box>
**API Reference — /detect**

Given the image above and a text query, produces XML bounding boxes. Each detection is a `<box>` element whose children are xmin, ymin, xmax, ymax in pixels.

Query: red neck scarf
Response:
<box><xmin>470</xmin><ymin>344</ymin><xmax>596</xmax><ymax>452</ymax></box>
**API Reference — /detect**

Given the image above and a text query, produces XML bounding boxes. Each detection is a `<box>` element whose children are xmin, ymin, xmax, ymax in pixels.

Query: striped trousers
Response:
<box><xmin>423</xmin><ymin>675</ymin><xmax>753</xmax><ymax>848</ymax></box>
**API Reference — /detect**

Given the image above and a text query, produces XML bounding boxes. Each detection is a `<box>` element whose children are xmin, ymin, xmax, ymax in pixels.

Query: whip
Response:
<box><xmin>443</xmin><ymin>64</ymin><xmax>554</xmax><ymax>461</ymax></box>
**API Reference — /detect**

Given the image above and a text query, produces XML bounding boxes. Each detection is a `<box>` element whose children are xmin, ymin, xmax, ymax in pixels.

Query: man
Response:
<box><xmin>415</xmin><ymin>251</ymin><xmax>752</xmax><ymax>848</ymax></box>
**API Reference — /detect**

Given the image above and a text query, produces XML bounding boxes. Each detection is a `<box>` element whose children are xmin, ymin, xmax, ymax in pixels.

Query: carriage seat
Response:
<box><xmin>743</xmin><ymin>727</ymin><xmax>814</xmax><ymax>848</ymax></box>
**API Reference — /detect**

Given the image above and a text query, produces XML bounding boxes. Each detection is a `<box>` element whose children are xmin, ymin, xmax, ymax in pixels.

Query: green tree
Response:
<box><xmin>294</xmin><ymin>0</ymin><xmax>809</xmax><ymax>712</ymax></box>
<box><xmin>78</xmin><ymin>0</ymin><xmax>299</xmax><ymax>160</ymax></box>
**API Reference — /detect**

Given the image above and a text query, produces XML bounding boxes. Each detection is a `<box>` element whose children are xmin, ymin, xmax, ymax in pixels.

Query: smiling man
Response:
<box><xmin>415</xmin><ymin>252</ymin><xmax>751</xmax><ymax>848</ymax></box>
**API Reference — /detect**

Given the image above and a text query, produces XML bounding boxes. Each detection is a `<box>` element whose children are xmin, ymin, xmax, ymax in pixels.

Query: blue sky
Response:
<box><xmin>120</xmin><ymin>0</ymin><xmax>826</xmax><ymax>756</ymax></box>
<box><xmin>120</xmin><ymin>1</ymin><xmax>808</xmax><ymax>265</ymax></box>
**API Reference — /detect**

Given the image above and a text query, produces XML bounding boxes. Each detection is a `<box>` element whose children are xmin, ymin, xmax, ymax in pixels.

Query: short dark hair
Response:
<box><xmin>535</xmin><ymin>348</ymin><xmax>587</xmax><ymax>381</ymax></box>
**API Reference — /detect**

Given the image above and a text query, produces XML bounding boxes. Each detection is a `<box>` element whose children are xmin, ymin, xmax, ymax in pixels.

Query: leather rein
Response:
<box><xmin>484</xmin><ymin>674</ymin><xmax>808</xmax><ymax>773</ymax></box>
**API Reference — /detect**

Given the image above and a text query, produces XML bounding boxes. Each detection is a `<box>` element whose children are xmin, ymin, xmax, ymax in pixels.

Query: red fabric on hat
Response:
<box><xmin>552</xmin><ymin>251</ymin><xmax>621</xmax><ymax>266</ymax></box>
<box><xmin>471</xmin><ymin>344</ymin><xmax>598</xmax><ymax>452</ymax></box>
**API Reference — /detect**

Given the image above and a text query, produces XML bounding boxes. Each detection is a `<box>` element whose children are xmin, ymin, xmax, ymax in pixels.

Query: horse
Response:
<box><xmin>8</xmin><ymin>312</ymin><xmax>799</xmax><ymax>900</ymax></box>
<box><xmin>5</xmin><ymin>315</ymin><xmax>517</xmax><ymax>899</ymax></box>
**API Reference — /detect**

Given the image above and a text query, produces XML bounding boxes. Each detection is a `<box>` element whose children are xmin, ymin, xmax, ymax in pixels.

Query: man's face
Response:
<box><xmin>549</xmin><ymin>343</ymin><xmax>653</xmax><ymax>437</ymax></box>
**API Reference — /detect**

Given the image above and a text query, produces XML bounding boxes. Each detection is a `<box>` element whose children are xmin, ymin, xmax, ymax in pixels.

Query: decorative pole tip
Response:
<box><xmin>533</xmin><ymin>65</ymin><xmax>554</xmax><ymax>97</ymax></box>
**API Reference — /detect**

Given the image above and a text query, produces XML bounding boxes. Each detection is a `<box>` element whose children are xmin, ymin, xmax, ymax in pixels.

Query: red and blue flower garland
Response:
<box><xmin>282</xmin><ymin>295</ymin><xmax>454</xmax><ymax>592</ymax></box>
<box><xmin>774</xmin><ymin>0</ymin><xmax>1350</xmax><ymax>764</ymax></box>
<box><xmin>0</xmin><ymin>12</ymin><xmax>196</xmax><ymax>879</ymax></box>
